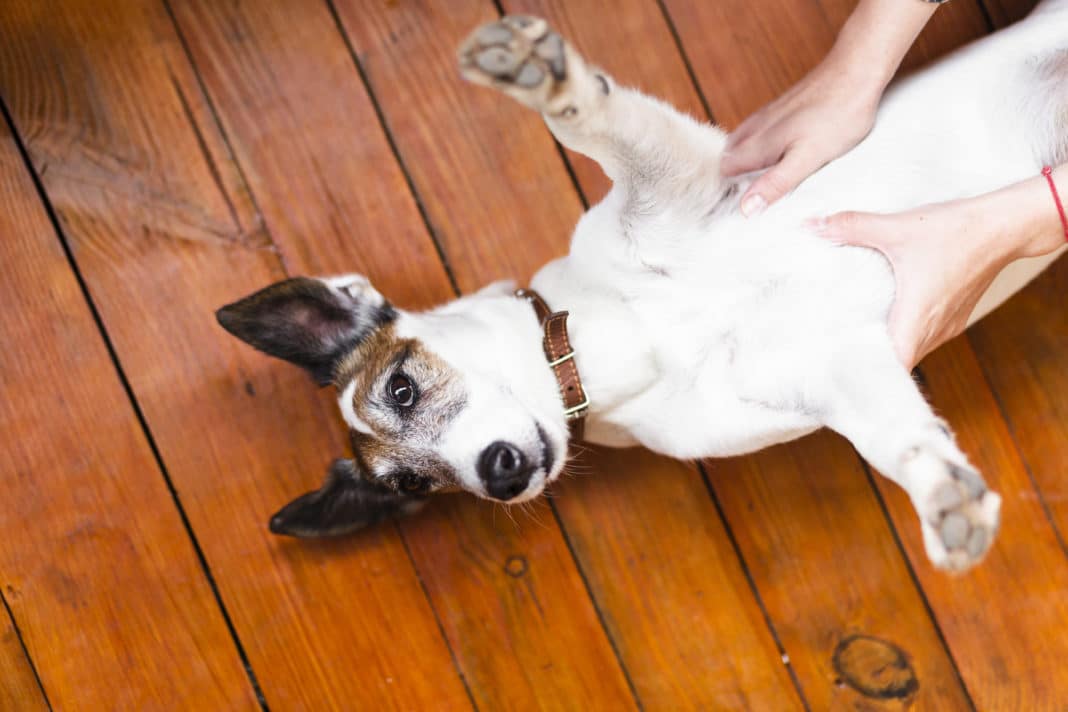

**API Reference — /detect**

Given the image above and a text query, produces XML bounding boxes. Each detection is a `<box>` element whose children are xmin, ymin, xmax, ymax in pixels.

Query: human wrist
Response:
<box><xmin>823</xmin><ymin>31</ymin><xmax>894</xmax><ymax>104</ymax></box>
<box><xmin>986</xmin><ymin>167</ymin><xmax>1068</xmax><ymax>260</ymax></box>
<box><xmin>828</xmin><ymin>0</ymin><xmax>939</xmax><ymax>98</ymax></box>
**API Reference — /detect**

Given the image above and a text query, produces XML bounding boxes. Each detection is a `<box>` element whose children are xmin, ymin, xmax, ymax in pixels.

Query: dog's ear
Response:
<box><xmin>268</xmin><ymin>459</ymin><xmax>426</xmax><ymax>538</ymax></box>
<box><xmin>216</xmin><ymin>276</ymin><xmax>394</xmax><ymax>385</ymax></box>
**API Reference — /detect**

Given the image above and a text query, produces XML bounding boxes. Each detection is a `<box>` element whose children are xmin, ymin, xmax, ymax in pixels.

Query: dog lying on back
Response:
<box><xmin>218</xmin><ymin>6</ymin><xmax>1068</xmax><ymax>572</ymax></box>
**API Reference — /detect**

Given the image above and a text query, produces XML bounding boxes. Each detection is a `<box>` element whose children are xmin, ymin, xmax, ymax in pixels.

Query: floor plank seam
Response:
<box><xmin>856</xmin><ymin>453</ymin><xmax>978</xmax><ymax>712</ymax></box>
<box><xmin>697</xmin><ymin>462</ymin><xmax>812</xmax><ymax>712</ymax></box>
<box><xmin>491</xmin><ymin>0</ymin><xmax>592</xmax><ymax>213</ymax></box>
<box><xmin>314</xmin><ymin>3</ymin><xmax>504</xmax><ymax>695</ymax></box>
<box><xmin>0</xmin><ymin>94</ymin><xmax>271</xmax><ymax>712</ymax></box>
<box><xmin>325</xmin><ymin>0</ymin><xmax>463</xmax><ymax>297</ymax></box>
<box><xmin>518</xmin><ymin>5</ymin><xmax>805</xmax><ymax>702</ymax></box>
<box><xmin>545</xmin><ymin>500</ymin><xmax>644</xmax><ymax>710</ymax></box>
<box><xmin>973</xmin><ymin>0</ymin><xmax>998</xmax><ymax>31</ymax></box>
<box><xmin>653</xmin><ymin>0</ymin><xmax>718</xmax><ymax>124</ymax></box>
<box><xmin>161</xmin><ymin>0</ymin><xmax>286</xmax><ymax>272</ymax></box>
<box><xmin>393</xmin><ymin>520</ymin><xmax>480</xmax><ymax>711</ymax></box>
<box><xmin>477</xmin><ymin>5</ymin><xmax>805</xmax><ymax>699</ymax></box>
<box><xmin>965</xmin><ymin>334</ymin><xmax>1068</xmax><ymax>560</ymax></box>
<box><xmin>1</xmin><ymin>588</ymin><xmax>54</xmax><ymax>711</ymax></box>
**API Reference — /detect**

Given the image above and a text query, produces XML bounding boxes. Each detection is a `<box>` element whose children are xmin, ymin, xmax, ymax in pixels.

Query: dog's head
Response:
<box><xmin>216</xmin><ymin>275</ymin><xmax>569</xmax><ymax>537</ymax></box>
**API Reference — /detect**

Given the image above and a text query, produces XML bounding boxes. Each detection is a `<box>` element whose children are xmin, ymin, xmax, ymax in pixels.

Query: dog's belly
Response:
<box><xmin>599</xmin><ymin>383</ymin><xmax>821</xmax><ymax>460</ymax></box>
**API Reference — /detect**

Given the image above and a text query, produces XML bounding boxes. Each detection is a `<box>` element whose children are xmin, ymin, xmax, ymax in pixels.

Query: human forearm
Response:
<box><xmin>725</xmin><ymin>0</ymin><xmax>941</xmax><ymax>211</ymax></box>
<box><xmin>827</xmin><ymin>0</ymin><xmax>940</xmax><ymax>99</ymax></box>
<box><xmin>984</xmin><ymin>163</ymin><xmax>1068</xmax><ymax>260</ymax></box>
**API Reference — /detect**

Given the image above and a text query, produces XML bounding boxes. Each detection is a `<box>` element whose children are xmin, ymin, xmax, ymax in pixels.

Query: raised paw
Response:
<box><xmin>914</xmin><ymin>455</ymin><xmax>1001</xmax><ymax>573</ymax></box>
<box><xmin>458</xmin><ymin>16</ymin><xmax>577</xmax><ymax>113</ymax></box>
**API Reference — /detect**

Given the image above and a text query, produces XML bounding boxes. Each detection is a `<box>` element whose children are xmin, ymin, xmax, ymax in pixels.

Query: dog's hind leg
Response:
<box><xmin>458</xmin><ymin>16</ymin><xmax>731</xmax><ymax>216</ymax></box>
<box><xmin>815</xmin><ymin>329</ymin><xmax>1001</xmax><ymax>573</ymax></box>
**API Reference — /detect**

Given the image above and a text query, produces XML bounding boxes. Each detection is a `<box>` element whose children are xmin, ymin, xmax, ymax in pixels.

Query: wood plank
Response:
<box><xmin>0</xmin><ymin>120</ymin><xmax>256</xmax><ymax>706</ymax></box>
<box><xmin>171</xmin><ymin>0</ymin><xmax>632</xmax><ymax>707</ymax></box>
<box><xmin>334</xmin><ymin>0</ymin><xmax>807</xmax><ymax>706</ymax></box>
<box><xmin>970</xmin><ymin>260</ymin><xmax>1068</xmax><ymax>552</ymax></box>
<box><xmin>0</xmin><ymin>1</ymin><xmax>469</xmax><ymax>707</ymax></box>
<box><xmin>502</xmin><ymin>1</ymin><xmax>970</xmax><ymax>708</ymax></box>
<box><xmin>659</xmin><ymin>0</ymin><xmax>1015</xmax><ymax>708</ymax></box>
<box><xmin>666</xmin><ymin>0</ymin><xmax>1068</xmax><ymax>706</ymax></box>
<box><xmin>982</xmin><ymin>0</ymin><xmax>1040</xmax><ymax>28</ymax></box>
<box><xmin>662</xmin><ymin>0</ymin><xmax>990</xmax><ymax>129</ymax></box>
<box><xmin>710</xmin><ymin>434</ymin><xmax>970</xmax><ymax>710</ymax></box>
<box><xmin>0</xmin><ymin>600</ymin><xmax>48</xmax><ymax>711</ymax></box>
<box><xmin>877</xmin><ymin>339</ymin><xmax>1068</xmax><ymax>709</ymax></box>
<box><xmin>549</xmin><ymin>448</ymin><xmax>801</xmax><ymax>709</ymax></box>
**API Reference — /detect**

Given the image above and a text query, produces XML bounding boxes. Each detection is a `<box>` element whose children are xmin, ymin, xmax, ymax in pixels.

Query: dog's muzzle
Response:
<box><xmin>478</xmin><ymin>441</ymin><xmax>535</xmax><ymax>500</ymax></box>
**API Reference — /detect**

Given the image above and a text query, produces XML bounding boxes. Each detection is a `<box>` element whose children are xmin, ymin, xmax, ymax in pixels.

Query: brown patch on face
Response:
<box><xmin>336</xmin><ymin>325</ymin><xmax>466</xmax><ymax>494</ymax></box>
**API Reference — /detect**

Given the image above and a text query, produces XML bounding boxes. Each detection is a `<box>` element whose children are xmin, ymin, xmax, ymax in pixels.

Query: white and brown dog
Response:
<box><xmin>218</xmin><ymin>5</ymin><xmax>1067</xmax><ymax>572</ymax></box>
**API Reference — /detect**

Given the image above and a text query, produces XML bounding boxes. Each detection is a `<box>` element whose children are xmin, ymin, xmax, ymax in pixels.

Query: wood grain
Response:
<box><xmin>501</xmin><ymin>1</ymin><xmax>968</xmax><ymax>708</ymax></box>
<box><xmin>662</xmin><ymin>0</ymin><xmax>990</xmax><ymax>129</ymax></box>
<box><xmin>172</xmin><ymin>0</ymin><xmax>634</xmax><ymax>706</ymax></box>
<box><xmin>878</xmin><ymin>338</ymin><xmax>1068</xmax><ymax>709</ymax></box>
<box><xmin>334</xmin><ymin>0</ymin><xmax>803</xmax><ymax>707</ymax></box>
<box><xmin>334</xmin><ymin>0</ymin><xmax>582</xmax><ymax>290</ymax></box>
<box><xmin>0</xmin><ymin>0</ymin><xmax>469</xmax><ymax>708</ymax></box>
<box><xmin>710</xmin><ymin>434</ymin><xmax>970</xmax><ymax>710</ymax></box>
<box><xmin>659</xmin><ymin>0</ymin><xmax>1011</xmax><ymax>708</ymax></box>
<box><xmin>549</xmin><ymin>447</ymin><xmax>802</xmax><ymax>709</ymax></box>
<box><xmin>970</xmin><ymin>259</ymin><xmax>1068</xmax><ymax>554</ymax></box>
<box><xmin>0</xmin><ymin>120</ymin><xmax>256</xmax><ymax>706</ymax></box>
<box><xmin>0</xmin><ymin>600</ymin><xmax>47</xmax><ymax>711</ymax></box>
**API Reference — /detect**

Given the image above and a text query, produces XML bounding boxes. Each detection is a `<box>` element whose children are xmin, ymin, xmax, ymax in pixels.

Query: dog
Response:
<box><xmin>217</xmin><ymin>5</ymin><xmax>1068</xmax><ymax>572</ymax></box>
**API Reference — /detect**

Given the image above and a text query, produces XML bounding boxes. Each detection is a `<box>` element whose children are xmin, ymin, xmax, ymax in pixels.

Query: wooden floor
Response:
<box><xmin>1</xmin><ymin>0</ymin><xmax>1064</xmax><ymax>709</ymax></box>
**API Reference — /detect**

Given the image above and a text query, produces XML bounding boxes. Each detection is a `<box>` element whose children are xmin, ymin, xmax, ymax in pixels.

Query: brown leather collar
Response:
<box><xmin>515</xmin><ymin>288</ymin><xmax>589</xmax><ymax>441</ymax></box>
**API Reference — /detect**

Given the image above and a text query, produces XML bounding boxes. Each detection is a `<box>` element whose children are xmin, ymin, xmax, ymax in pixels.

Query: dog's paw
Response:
<box><xmin>909</xmin><ymin>450</ymin><xmax>1000</xmax><ymax>572</ymax></box>
<box><xmin>458</xmin><ymin>16</ymin><xmax>573</xmax><ymax>112</ymax></box>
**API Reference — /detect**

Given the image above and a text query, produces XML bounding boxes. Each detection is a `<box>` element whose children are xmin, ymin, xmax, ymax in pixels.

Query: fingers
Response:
<box><xmin>807</xmin><ymin>211</ymin><xmax>890</xmax><ymax>251</ymax></box>
<box><xmin>722</xmin><ymin>128</ymin><xmax>782</xmax><ymax>178</ymax></box>
<box><xmin>807</xmin><ymin>210</ymin><xmax>920</xmax><ymax>366</ymax></box>
<box><xmin>740</xmin><ymin>146</ymin><xmax>824</xmax><ymax>216</ymax></box>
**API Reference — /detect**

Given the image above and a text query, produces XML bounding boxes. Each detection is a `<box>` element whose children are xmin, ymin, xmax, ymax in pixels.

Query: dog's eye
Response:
<box><xmin>387</xmin><ymin>373</ymin><xmax>416</xmax><ymax>407</ymax></box>
<box><xmin>398</xmin><ymin>471</ymin><xmax>430</xmax><ymax>494</ymax></box>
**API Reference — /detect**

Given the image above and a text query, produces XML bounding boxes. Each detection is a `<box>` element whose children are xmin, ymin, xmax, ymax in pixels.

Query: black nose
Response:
<box><xmin>478</xmin><ymin>441</ymin><xmax>531</xmax><ymax>501</ymax></box>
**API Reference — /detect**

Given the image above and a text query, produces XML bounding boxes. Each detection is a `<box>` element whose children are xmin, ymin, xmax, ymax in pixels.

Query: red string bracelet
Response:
<box><xmin>1042</xmin><ymin>166</ymin><xmax>1068</xmax><ymax>243</ymax></box>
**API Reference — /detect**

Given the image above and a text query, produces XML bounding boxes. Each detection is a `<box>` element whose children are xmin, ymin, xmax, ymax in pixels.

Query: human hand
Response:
<box><xmin>723</xmin><ymin>0</ymin><xmax>941</xmax><ymax>216</ymax></box>
<box><xmin>723</xmin><ymin>58</ymin><xmax>881</xmax><ymax>216</ymax></box>
<box><xmin>809</xmin><ymin>169</ymin><xmax>1067</xmax><ymax>367</ymax></box>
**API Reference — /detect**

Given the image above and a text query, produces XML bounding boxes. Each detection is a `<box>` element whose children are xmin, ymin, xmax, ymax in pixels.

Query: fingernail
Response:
<box><xmin>740</xmin><ymin>194</ymin><xmax>766</xmax><ymax>217</ymax></box>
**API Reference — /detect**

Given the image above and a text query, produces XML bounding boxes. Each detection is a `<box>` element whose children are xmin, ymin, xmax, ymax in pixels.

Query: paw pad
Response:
<box><xmin>925</xmin><ymin>463</ymin><xmax>999</xmax><ymax>571</ymax></box>
<box><xmin>458</xmin><ymin>16</ymin><xmax>568</xmax><ymax>108</ymax></box>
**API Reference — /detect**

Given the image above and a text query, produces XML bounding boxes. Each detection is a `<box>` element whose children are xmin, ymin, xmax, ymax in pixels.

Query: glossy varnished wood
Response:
<box><xmin>710</xmin><ymin>432</ymin><xmax>971</xmax><ymax>710</ymax></box>
<box><xmin>334</xmin><ymin>0</ymin><xmax>806</xmax><ymax>707</ymax></box>
<box><xmin>631</xmin><ymin>2</ymin><xmax>997</xmax><ymax>708</ymax></box>
<box><xmin>970</xmin><ymin>259</ymin><xmax>1068</xmax><ymax>553</ymax></box>
<box><xmin>0</xmin><ymin>118</ymin><xmax>257</xmax><ymax>706</ymax></box>
<box><xmin>170</xmin><ymin>0</ymin><xmax>638</xmax><ymax>705</ymax></box>
<box><xmin>0</xmin><ymin>601</ymin><xmax>47</xmax><ymax>710</ymax></box>
<box><xmin>3</xmin><ymin>0</ymin><xmax>1066</xmax><ymax>707</ymax></box>
<box><xmin>0</xmin><ymin>0</ymin><xmax>468</xmax><ymax>708</ymax></box>
<box><xmin>879</xmin><ymin>340</ymin><xmax>1068</xmax><ymax>709</ymax></box>
<box><xmin>662</xmin><ymin>0</ymin><xmax>990</xmax><ymax>128</ymax></box>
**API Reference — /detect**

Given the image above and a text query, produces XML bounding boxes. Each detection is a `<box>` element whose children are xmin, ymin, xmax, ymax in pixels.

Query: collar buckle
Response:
<box><xmin>515</xmin><ymin>288</ymin><xmax>589</xmax><ymax>440</ymax></box>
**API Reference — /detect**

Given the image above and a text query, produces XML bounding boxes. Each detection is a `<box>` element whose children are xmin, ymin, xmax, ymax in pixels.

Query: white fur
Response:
<box><xmin>362</xmin><ymin>6</ymin><xmax>1066</xmax><ymax>570</ymax></box>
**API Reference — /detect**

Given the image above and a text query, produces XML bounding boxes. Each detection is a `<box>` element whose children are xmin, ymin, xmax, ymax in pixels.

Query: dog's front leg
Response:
<box><xmin>459</xmin><ymin>16</ymin><xmax>731</xmax><ymax>218</ymax></box>
<box><xmin>817</xmin><ymin>330</ymin><xmax>1001</xmax><ymax>573</ymax></box>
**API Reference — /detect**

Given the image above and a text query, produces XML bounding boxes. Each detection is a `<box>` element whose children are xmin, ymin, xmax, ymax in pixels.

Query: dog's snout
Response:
<box><xmin>479</xmin><ymin>441</ymin><xmax>532</xmax><ymax>500</ymax></box>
